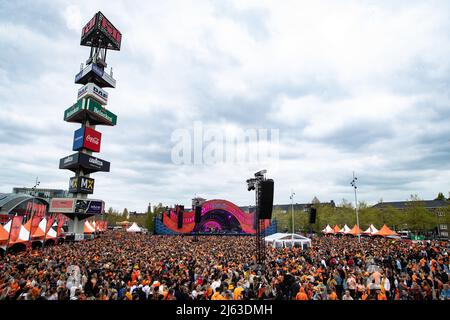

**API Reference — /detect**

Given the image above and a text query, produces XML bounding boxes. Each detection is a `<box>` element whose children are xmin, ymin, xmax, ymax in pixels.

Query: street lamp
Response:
<box><xmin>290</xmin><ymin>191</ymin><xmax>295</xmax><ymax>241</ymax></box>
<box><xmin>350</xmin><ymin>172</ymin><xmax>360</xmax><ymax>243</ymax></box>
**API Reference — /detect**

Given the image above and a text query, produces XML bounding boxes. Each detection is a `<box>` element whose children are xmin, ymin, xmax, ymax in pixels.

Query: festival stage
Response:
<box><xmin>155</xmin><ymin>199</ymin><xmax>277</xmax><ymax>236</ymax></box>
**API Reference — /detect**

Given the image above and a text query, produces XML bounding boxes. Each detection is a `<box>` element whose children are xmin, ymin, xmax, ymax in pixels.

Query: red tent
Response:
<box><xmin>372</xmin><ymin>224</ymin><xmax>399</xmax><ymax>237</ymax></box>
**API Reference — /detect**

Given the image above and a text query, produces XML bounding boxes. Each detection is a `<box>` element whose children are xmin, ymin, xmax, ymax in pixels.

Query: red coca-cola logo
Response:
<box><xmin>83</xmin><ymin>127</ymin><xmax>102</xmax><ymax>152</ymax></box>
<box><xmin>86</xmin><ymin>135</ymin><xmax>99</xmax><ymax>145</ymax></box>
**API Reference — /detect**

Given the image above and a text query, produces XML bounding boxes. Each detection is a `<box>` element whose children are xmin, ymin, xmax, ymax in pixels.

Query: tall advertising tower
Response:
<box><xmin>49</xmin><ymin>12</ymin><xmax>122</xmax><ymax>240</ymax></box>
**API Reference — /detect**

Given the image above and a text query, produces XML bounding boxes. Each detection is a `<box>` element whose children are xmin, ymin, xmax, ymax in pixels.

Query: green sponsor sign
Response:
<box><xmin>87</xmin><ymin>100</ymin><xmax>117</xmax><ymax>125</ymax></box>
<box><xmin>64</xmin><ymin>100</ymin><xmax>83</xmax><ymax>120</ymax></box>
<box><xmin>63</xmin><ymin>98</ymin><xmax>117</xmax><ymax>125</ymax></box>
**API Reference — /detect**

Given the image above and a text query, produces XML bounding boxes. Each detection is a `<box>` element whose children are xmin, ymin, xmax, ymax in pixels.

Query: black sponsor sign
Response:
<box><xmin>75</xmin><ymin>199</ymin><xmax>104</xmax><ymax>214</ymax></box>
<box><xmin>59</xmin><ymin>152</ymin><xmax>110</xmax><ymax>174</ymax></box>
<box><xmin>69</xmin><ymin>176</ymin><xmax>95</xmax><ymax>194</ymax></box>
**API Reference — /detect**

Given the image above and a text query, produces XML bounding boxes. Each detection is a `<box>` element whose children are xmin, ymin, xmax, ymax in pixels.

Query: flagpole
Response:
<box><xmin>27</xmin><ymin>177</ymin><xmax>40</xmax><ymax>250</ymax></box>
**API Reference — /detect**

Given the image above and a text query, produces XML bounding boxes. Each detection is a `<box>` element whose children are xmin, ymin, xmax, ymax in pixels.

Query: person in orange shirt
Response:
<box><xmin>376</xmin><ymin>289</ymin><xmax>387</xmax><ymax>300</ymax></box>
<box><xmin>211</xmin><ymin>288</ymin><xmax>226</xmax><ymax>300</ymax></box>
<box><xmin>233</xmin><ymin>286</ymin><xmax>244</xmax><ymax>300</ymax></box>
<box><xmin>295</xmin><ymin>287</ymin><xmax>308</xmax><ymax>300</ymax></box>
<box><xmin>361</xmin><ymin>289</ymin><xmax>368</xmax><ymax>300</ymax></box>
<box><xmin>328</xmin><ymin>290</ymin><xmax>338</xmax><ymax>300</ymax></box>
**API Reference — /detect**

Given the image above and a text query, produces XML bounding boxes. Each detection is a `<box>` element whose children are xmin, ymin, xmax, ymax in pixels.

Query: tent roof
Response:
<box><xmin>0</xmin><ymin>223</ymin><xmax>8</xmax><ymax>242</ymax></box>
<box><xmin>339</xmin><ymin>224</ymin><xmax>351</xmax><ymax>233</ymax></box>
<box><xmin>264</xmin><ymin>233</ymin><xmax>311</xmax><ymax>241</ymax></box>
<box><xmin>322</xmin><ymin>225</ymin><xmax>334</xmax><ymax>234</ymax></box>
<box><xmin>84</xmin><ymin>221</ymin><xmax>95</xmax><ymax>233</ymax></box>
<box><xmin>126</xmin><ymin>222</ymin><xmax>141</xmax><ymax>232</ymax></box>
<box><xmin>363</xmin><ymin>224</ymin><xmax>379</xmax><ymax>235</ymax></box>
<box><xmin>345</xmin><ymin>224</ymin><xmax>364</xmax><ymax>236</ymax></box>
<box><xmin>332</xmin><ymin>225</ymin><xmax>341</xmax><ymax>233</ymax></box>
<box><xmin>373</xmin><ymin>224</ymin><xmax>399</xmax><ymax>237</ymax></box>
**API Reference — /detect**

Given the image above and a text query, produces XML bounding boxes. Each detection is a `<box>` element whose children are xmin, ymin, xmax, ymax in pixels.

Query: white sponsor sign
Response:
<box><xmin>49</xmin><ymin>198</ymin><xmax>76</xmax><ymax>213</ymax></box>
<box><xmin>77</xmin><ymin>83</ymin><xmax>109</xmax><ymax>105</ymax></box>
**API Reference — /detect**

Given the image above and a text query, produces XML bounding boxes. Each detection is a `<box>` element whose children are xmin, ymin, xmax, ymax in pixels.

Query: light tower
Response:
<box><xmin>49</xmin><ymin>12</ymin><xmax>122</xmax><ymax>241</ymax></box>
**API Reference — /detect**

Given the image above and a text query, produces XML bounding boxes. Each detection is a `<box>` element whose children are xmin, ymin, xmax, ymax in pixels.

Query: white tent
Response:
<box><xmin>322</xmin><ymin>225</ymin><xmax>334</xmax><ymax>234</ymax></box>
<box><xmin>264</xmin><ymin>233</ymin><xmax>311</xmax><ymax>249</ymax></box>
<box><xmin>126</xmin><ymin>222</ymin><xmax>142</xmax><ymax>233</ymax></box>
<box><xmin>339</xmin><ymin>224</ymin><xmax>351</xmax><ymax>234</ymax></box>
<box><xmin>363</xmin><ymin>224</ymin><xmax>379</xmax><ymax>236</ymax></box>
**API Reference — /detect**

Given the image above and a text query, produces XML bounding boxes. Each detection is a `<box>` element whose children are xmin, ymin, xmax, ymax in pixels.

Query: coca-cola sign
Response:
<box><xmin>72</xmin><ymin>126</ymin><xmax>102</xmax><ymax>152</ymax></box>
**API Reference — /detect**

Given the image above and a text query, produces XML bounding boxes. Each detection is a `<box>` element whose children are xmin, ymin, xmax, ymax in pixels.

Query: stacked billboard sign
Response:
<box><xmin>58</xmin><ymin>11</ymin><xmax>120</xmax><ymax>233</ymax></box>
<box><xmin>73</xmin><ymin>126</ymin><xmax>102</xmax><ymax>152</ymax></box>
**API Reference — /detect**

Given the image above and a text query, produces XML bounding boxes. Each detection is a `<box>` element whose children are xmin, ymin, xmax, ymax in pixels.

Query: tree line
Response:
<box><xmin>272</xmin><ymin>194</ymin><xmax>450</xmax><ymax>235</ymax></box>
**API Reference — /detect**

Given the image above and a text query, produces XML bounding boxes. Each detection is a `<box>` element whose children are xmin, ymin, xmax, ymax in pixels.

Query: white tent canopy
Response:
<box><xmin>264</xmin><ymin>233</ymin><xmax>311</xmax><ymax>249</ymax></box>
<box><xmin>340</xmin><ymin>224</ymin><xmax>351</xmax><ymax>234</ymax></box>
<box><xmin>322</xmin><ymin>224</ymin><xmax>334</xmax><ymax>234</ymax></box>
<box><xmin>363</xmin><ymin>224</ymin><xmax>379</xmax><ymax>235</ymax></box>
<box><xmin>126</xmin><ymin>222</ymin><xmax>142</xmax><ymax>233</ymax></box>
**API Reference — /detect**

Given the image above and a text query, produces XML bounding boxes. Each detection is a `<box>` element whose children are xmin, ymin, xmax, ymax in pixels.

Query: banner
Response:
<box><xmin>56</xmin><ymin>214</ymin><xmax>66</xmax><ymax>237</ymax></box>
<box><xmin>30</xmin><ymin>215</ymin><xmax>42</xmax><ymax>235</ymax></box>
<box><xmin>46</xmin><ymin>216</ymin><xmax>56</xmax><ymax>233</ymax></box>
<box><xmin>72</xmin><ymin>126</ymin><xmax>102</xmax><ymax>152</ymax></box>
<box><xmin>49</xmin><ymin>198</ymin><xmax>75</xmax><ymax>213</ymax></box>
<box><xmin>69</xmin><ymin>176</ymin><xmax>95</xmax><ymax>194</ymax></box>
<box><xmin>9</xmin><ymin>216</ymin><xmax>24</xmax><ymax>244</ymax></box>
<box><xmin>74</xmin><ymin>199</ymin><xmax>104</xmax><ymax>214</ymax></box>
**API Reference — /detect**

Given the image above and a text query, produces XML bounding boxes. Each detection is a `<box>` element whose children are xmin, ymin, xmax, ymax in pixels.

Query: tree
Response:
<box><xmin>122</xmin><ymin>208</ymin><xmax>129</xmax><ymax>219</ymax></box>
<box><xmin>435</xmin><ymin>192</ymin><xmax>446</xmax><ymax>201</ymax></box>
<box><xmin>404</xmin><ymin>195</ymin><xmax>435</xmax><ymax>234</ymax></box>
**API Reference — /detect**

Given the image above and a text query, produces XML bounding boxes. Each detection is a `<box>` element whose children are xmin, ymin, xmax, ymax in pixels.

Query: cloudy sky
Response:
<box><xmin>1</xmin><ymin>0</ymin><xmax>449</xmax><ymax>212</ymax></box>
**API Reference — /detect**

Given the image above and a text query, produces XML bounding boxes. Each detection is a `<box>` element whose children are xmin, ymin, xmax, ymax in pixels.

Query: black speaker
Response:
<box><xmin>177</xmin><ymin>205</ymin><xmax>184</xmax><ymax>229</ymax></box>
<box><xmin>309</xmin><ymin>207</ymin><xmax>317</xmax><ymax>224</ymax></box>
<box><xmin>195</xmin><ymin>206</ymin><xmax>202</xmax><ymax>224</ymax></box>
<box><xmin>258</xmin><ymin>179</ymin><xmax>274</xmax><ymax>219</ymax></box>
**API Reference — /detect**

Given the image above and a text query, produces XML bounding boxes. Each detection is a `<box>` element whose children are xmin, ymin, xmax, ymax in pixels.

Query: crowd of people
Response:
<box><xmin>0</xmin><ymin>232</ymin><xmax>448</xmax><ymax>300</ymax></box>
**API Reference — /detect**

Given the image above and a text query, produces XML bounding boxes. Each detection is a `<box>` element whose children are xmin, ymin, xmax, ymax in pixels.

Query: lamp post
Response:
<box><xmin>290</xmin><ymin>191</ymin><xmax>295</xmax><ymax>242</ymax></box>
<box><xmin>350</xmin><ymin>172</ymin><xmax>360</xmax><ymax>243</ymax></box>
